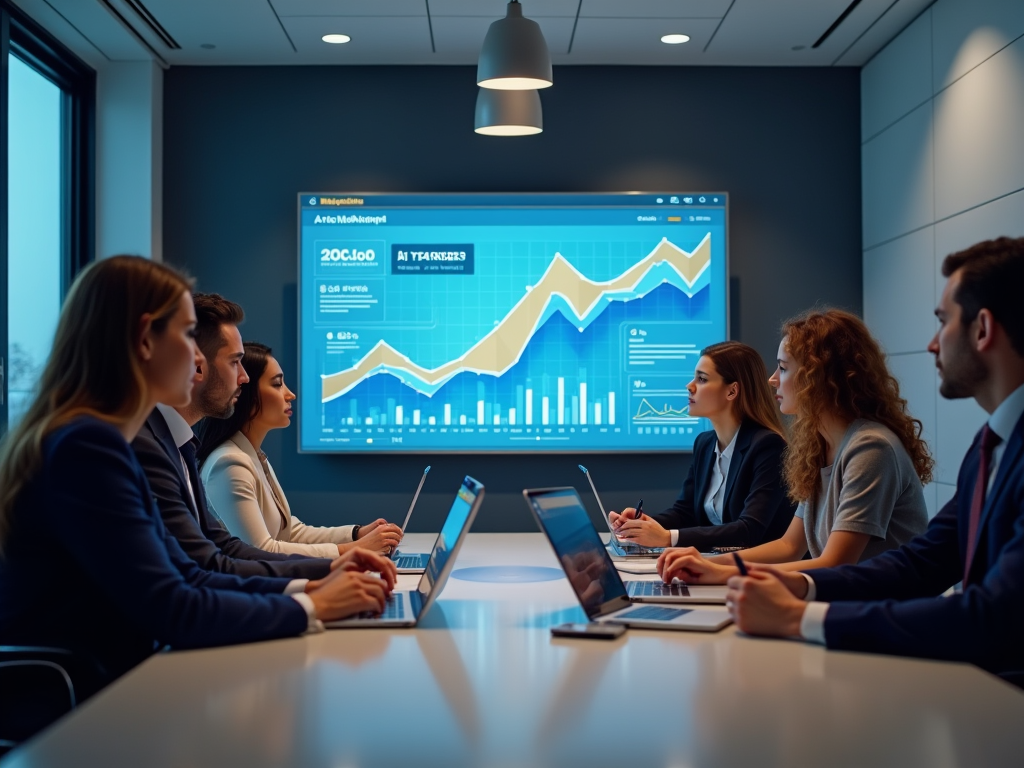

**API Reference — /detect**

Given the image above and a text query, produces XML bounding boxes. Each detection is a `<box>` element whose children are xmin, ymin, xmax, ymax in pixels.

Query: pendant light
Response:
<box><xmin>476</xmin><ymin>1</ymin><xmax>553</xmax><ymax>90</ymax></box>
<box><xmin>474</xmin><ymin>88</ymin><xmax>543</xmax><ymax>136</ymax></box>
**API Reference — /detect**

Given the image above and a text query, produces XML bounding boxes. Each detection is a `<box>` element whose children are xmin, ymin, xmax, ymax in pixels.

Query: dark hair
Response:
<box><xmin>942</xmin><ymin>237</ymin><xmax>1024</xmax><ymax>357</ymax></box>
<box><xmin>781</xmin><ymin>308</ymin><xmax>933</xmax><ymax>504</ymax></box>
<box><xmin>197</xmin><ymin>342</ymin><xmax>272</xmax><ymax>466</ymax></box>
<box><xmin>192</xmin><ymin>293</ymin><xmax>245</xmax><ymax>361</ymax></box>
<box><xmin>0</xmin><ymin>256</ymin><xmax>192</xmax><ymax>550</ymax></box>
<box><xmin>699</xmin><ymin>341</ymin><xmax>785</xmax><ymax>439</ymax></box>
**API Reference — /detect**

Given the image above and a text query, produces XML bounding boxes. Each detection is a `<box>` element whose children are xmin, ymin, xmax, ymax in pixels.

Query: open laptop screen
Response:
<box><xmin>417</xmin><ymin>476</ymin><xmax>481</xmax><ymax>599</ymax></box>
<box><xmin>525</xmin><ymin>488</ymin><xmax>631</xmax><ymax>618</ymax></box>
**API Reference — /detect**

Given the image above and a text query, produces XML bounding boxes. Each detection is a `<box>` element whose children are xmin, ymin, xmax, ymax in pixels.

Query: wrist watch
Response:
<box><xmin>352</xmin><ymin>525</ymin><xmax>361</xmax><ymax>540</ymax></box>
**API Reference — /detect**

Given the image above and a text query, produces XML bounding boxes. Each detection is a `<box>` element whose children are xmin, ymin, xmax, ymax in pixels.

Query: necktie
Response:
<box><xmin>179</xmin><ymin>438</ymin><xmax>203</xmax><ymax>522</ymax></box>
<box><xmin>964</xmin><ymin>424</ymin><xmax>1002</xmax><ymax>584</ymax></box>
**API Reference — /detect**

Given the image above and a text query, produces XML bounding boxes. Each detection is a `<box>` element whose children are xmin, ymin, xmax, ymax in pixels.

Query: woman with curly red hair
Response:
<box><xmin>658</xmin><ymin>309</ymin><xmax>932</xmax><ymax>585</ymax></box>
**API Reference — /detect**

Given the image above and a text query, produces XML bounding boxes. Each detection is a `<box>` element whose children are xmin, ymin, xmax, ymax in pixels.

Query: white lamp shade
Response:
<box><xmin>474</xmin><ymin>88</ymin><xmax>543</xmax><ymax>136</ymax></box>
<box><xmin>476</xmin><ymin>2</ymin><xmax>553</xmax><ymax>90</ymax></box>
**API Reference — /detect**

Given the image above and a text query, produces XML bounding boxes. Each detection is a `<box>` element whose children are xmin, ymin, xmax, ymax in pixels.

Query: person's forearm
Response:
<box><xmin>764</xmin><ymin>552</ymin><xmax>857</xmax><ymax>573</ymax></box>
<box><xmin>711</xmin><ymin>537</ymin><xmax>802</xmax><ymax>565</ymax></box>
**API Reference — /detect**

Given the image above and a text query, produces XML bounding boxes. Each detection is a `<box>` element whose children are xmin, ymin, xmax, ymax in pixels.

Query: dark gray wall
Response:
<box><xmin>163</xmin><ymin>65</ymin><xmax>861</xmax><ymax>532</ymax></box>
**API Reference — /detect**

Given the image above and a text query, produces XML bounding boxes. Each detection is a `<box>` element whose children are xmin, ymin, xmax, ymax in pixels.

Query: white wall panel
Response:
<box><xmin>863</xmin><ymin>227</ymin><xmax>936</xmax><ymax>355</ymax></box>
<box><xmin>888</xmin><ymin>353</ymin><xmax>938</xmax><ymax>478</ymax></box>
<box><xmin>862</xmin><ymin>102</ymin><xmax>934</xmax><ymax>248</ymax></box>
<box><xmin>933</xmin><ymin>36</ymin><xmax>1024</xmax><ymax>220</ymax></box>
<box><xmin>932</xmin><ymin>0</ymin><xmax>1024</xmax><ymax>89</ymax></box>
<box><xmin>861</xmin><ymin>8</ymin><xmax>933</xmax><ymax>140</ymax></box>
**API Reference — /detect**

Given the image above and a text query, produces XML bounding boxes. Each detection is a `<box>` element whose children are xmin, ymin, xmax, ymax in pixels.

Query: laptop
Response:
<box><xmin>389</xmin><ymin>465</ymin><xmax>433</xmax><ymax>573</ymax></box>
<box><xmin>524</xmin><ymin>487</ymin><xmax>732</xmax><ymax>631</ymax></box>
<box><xmin>325</xmin><ymin>476</ymin><xmax>485</xmax><ymax>628</ymax></box>
<box><xmin>578</xmin><ymin>465</ymin><xmax>665</xmax><ymax>558</ymax></box>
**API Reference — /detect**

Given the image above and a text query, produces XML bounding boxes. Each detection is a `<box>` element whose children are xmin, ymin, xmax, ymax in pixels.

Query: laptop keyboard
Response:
<box><xmin>356</xmin><ymin>595</ymin><xmax>405</xmax><ymax>620</ymax></box>
<box><xmin>616</xmin><ymin>605</ymin><xmax>693</xmax><ymax>621</ymax></box>
<box><xmin>628</xmin><ymin>581</ymin><xmax>691</xmax><ymax>598</ymax></box>
<box><xmin>394</xmin><ymin>555</ymin><xmax>425</xmax><ymax>569</ymax></box>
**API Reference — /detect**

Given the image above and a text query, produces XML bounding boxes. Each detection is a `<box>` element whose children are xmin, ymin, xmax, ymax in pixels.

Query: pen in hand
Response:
<box><xmin>633</xmin><ymin>499</ymin><xmax>643</xmax><ymax>521</ymax></box>
<box><xmin>732</xmin><ymin>552</ymin><xmax>748</xmax><ymax>576</ymax></box>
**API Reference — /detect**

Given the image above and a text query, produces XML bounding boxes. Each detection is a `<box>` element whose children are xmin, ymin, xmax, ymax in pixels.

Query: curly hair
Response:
<box><xmin>781</xmin><ymin>309</ymin><xmax>933</xmax><ymax>505</ymax></box>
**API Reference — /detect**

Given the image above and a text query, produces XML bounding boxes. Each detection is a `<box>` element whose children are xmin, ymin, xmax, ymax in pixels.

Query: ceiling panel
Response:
<box><xmin>579</xmin><ymin>0</ymin><xmax>731</xmax><ymax>19</ymax></box>
<box><xmin>430</xmin><ymin>0</ymin><xmax>578</xmax><ymax>17</ymax></box>
<box><xmin>140</xmin><ymin>0</ymin><xmax>296</xmax><ymax>63</ymax></box>
<box><xmin>568</xmin><ymin>17</ymin><xmax>720</xmax><ymax>64</ymax></box>
<box><xmin>272</xmin><ymin>0</ymin><xmax>427</xmax><ymax>16</ymax></box>
<box><xmin>28</xmin><ymin>0</ymin><xmax>152</xmax><ymax>61</ymax></box>
<box><xmin>16</xmin><ymin>0</ymin><xmax>930</xmax><ymax>68</ymax></box>
<box><xmin>432</xmin><ymin>15</ymin><xmax>575</xmax><ymax>58</ymax></box>
<box><xmin>278</xmin><ymin>15</ymin><xmax>435</xmax><ymax>64</ymax></box>
<box><xmin>835</xmin><ymin>0</ymin><xmax>935</xmax><ymax>67</ymax></box>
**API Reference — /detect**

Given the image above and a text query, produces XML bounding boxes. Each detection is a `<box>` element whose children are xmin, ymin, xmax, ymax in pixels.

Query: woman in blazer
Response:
<box><xmin>610</xmin><ymin>341</ymin><xmax>795</xmax><ymax>550</ymax></box>
<box><xmin>659</xmin><ymin>310</ymin><xmax>933</xmax><ymax>585</ymax></box>
<box><xmin>198</xmin><ymin>343</ymin><xmax>402</xmax><ymax>558</ymax></box>
<box><xmin>0</xmin><ymin>257</ymin><xmax>394</xmax><ymax>687</ymax></box>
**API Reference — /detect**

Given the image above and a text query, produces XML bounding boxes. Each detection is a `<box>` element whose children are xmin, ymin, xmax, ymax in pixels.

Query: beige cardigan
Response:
<box><xmin>200</xmin><ymin>432</ymin><xmax>355</xmax><ymax>558</ymax></box>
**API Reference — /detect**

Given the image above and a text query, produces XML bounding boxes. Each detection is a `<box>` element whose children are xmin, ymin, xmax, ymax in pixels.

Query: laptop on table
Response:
<box><xmin>389</xmin><ymin>465</ymin><xmax>433</xmax><ymax>573</ymax></box>
<box><xmin>524</xmin><ymin>487</ymin><xmax>731</xmax><ymax>631</ymax></box>
<box><xmin>578</xmin><ymin>465</ymin><xmax>664</xmax><ymax>558</ymax></box>
<box><xmin>325</xmin><ymin>475</ymin><xmax>484</xmax><ymax>628</ymax></box>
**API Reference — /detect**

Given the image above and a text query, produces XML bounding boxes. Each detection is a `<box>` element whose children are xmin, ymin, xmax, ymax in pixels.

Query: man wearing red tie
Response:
<box><xmin>726</xmin><ymin>237</ymin><xmax>1024</xmax><ymax>683</ymax></box>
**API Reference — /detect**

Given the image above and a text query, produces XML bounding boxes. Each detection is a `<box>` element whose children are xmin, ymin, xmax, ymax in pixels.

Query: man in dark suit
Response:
<box><xmin>132</xmin><ymin>294</ymin><xmax>333</xmax><ymax>580</ymax></box>
<box><xmin>726</xmin><ymin>237</ymin><xmax>1024</xmax><ymax>680</ymax></box>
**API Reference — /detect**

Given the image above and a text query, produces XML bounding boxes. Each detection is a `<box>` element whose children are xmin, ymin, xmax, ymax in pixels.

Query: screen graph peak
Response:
<box><xmin>321</xmin><ymin>234</ymin><xmax>711</xmax><ymax>402</ymax></box>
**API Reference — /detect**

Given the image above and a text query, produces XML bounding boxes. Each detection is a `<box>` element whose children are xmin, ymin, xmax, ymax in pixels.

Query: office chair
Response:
<box><xmin>0</xmin><ymin>646</ymin><xmax>105</xmax><ymax>755</ymax></box>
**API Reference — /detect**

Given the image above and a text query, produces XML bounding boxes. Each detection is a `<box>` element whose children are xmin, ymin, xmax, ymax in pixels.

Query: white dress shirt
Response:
<box><xmin>670</xmin><ymin>430</ymin><xmax>738</xmax><ymax>546</ymax></box>
<box><xmin>799</xmin><ymin>382</ymin><xmax>1024</xmax><ymax>644</ymax></box>
<box><xmin>153</xmin><ymin>405</ymin><xmax>320</xmax><ymax>632</ymax></box>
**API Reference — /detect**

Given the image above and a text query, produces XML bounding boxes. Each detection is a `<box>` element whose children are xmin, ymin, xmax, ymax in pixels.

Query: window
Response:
<box><xmin>0</xmin><ymin>2</ymin><xmax>94</xmax><ymax>432</ymax></box>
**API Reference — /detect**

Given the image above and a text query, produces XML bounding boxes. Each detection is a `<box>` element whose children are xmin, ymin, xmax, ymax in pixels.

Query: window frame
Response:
<box><xmin>0</xmin><ymin>1</ymin><xmax>95</xmax><ymax>433</ymax></box>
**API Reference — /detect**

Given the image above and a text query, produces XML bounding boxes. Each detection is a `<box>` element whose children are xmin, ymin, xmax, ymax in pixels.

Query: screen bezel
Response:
<box><xmin>523</xmin><ymin>486</ymin><xmax>633</xmax><ymax>620</ymax></box>
<box><xmin>296</xmin><ymin>191</ymin><xmax>730</xmax><ymax>455</ymax></box>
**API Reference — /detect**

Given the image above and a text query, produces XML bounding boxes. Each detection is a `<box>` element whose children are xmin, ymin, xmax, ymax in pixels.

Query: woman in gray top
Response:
<box><xmin>659</xmin><ymin>309</ymin><xmax>932</xmax><ymax>585</ymax></box>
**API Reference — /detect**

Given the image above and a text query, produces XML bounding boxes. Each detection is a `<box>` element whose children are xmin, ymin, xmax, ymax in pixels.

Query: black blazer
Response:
<box><xmin>0</xmin><ymin>419</ymin><xmax>307</xmax><ymax>680</ymax></box>
<box><xmin>651</xmin><ymin>419</ymin><xmax>795</xmax><ymax>549</ymax></box>
<box><xmin>131</xmin><ymin>410</ymin><xmax>332</xmax><ymax>580</ymax></box>
<box><xmin>809</xmin><ymin>411</ymin><xmax>1024</xmax><ymax>678</ymax></box>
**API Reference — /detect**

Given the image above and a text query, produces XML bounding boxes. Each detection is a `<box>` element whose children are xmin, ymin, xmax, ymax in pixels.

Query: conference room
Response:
<box><xmin>1</xmin><ymin>0</ymin><xmax>1023</xmax><ymax>765</ymax></box>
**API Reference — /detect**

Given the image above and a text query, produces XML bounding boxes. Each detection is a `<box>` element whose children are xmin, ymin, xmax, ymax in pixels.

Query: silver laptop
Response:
<box><xmin>389</xmin><ymin>465</ymin><xmax>432</xmax><ymax>573</ymax></box>
<box><xmin>524</xmin><ymin>487</ymin><xmax>731</xmax><ymax>631</ymax></box>
<box><xmin>578</xmin><ymin>465</ymin><xmax>664</xmax><ymax>558</ymax></box>
<box><xmin>326</xmin><ymin>476</ymin><xmax>484</xmax><ymax>628</ymax></box>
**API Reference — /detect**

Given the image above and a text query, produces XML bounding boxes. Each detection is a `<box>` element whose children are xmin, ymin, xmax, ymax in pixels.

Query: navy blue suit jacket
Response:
<box><xmin>131</xmin><ymin>411</ymin><xmax>331</xmax><ymax>579</ymax></box>
<box><xmin>651</xmin><ymin>420</ymin><xmax>795</xmax><ymax>549</ymax></box>
<box><xmin>0</xmin><ymin>419</ymin><xmax>308</xmax><ymax>680</ymax></box>
<box><xmin>808</xmin><ymin>412</ymin><xmax>1024</xmax><ymax>677</ymax></box>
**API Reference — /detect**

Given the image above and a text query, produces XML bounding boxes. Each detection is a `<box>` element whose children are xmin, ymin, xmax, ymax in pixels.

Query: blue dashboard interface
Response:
<box><xmin>298</xmin><ymin>192</ymin><xmax>728</xmax><ymax>453</ymax></box>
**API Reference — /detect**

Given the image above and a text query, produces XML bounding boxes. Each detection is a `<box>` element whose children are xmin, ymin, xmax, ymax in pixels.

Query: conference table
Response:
<box><xmin>5</xmin><ymin>534</ymin><xmax>1024</xmax><ymax>768</ymax></box>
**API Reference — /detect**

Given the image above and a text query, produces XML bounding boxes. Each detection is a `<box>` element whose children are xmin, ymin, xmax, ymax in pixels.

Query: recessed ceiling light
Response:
<box><xmin>661</xmin><ymin>34</ymin><xmax>690</xmax><ymax>45</ymax></box>
<box><xmin>322</xmin><ymin>34</ymin><xmax>351</xmax><ymax>44</ymax></box>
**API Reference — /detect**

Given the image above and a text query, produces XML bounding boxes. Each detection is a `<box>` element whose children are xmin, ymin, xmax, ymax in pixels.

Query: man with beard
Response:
<box><xmin>132</xmin><ymin>294</ymin><xmax>334</xmax><ymax>578</ymax></box>
<box><xmin>722</xmin><ymin>237</ymin><xmax>1024</xmax><ymax>684</ymax></box>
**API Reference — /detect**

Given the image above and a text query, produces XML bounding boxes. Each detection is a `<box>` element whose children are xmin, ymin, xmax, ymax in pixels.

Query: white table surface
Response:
<box><xmin>5</xmin><ymin>533</ymin><xmax>1024</xmax><ymax>768</ymax></box>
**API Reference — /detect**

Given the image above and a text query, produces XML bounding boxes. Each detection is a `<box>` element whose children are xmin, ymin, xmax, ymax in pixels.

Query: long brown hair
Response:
<box><xmin>701</xmin><ymin>341</ymin><xmax>785</xmax><ymax>439</ymax></box>
<box><xmin>0</xmin><ymin>256</ymin><xmax>192</xmax><ymax>552</ymax></box>
<box><xmin>780</xmin><ymin>309</ymin><xmax>933</xmax><ymax>504</ymax></box>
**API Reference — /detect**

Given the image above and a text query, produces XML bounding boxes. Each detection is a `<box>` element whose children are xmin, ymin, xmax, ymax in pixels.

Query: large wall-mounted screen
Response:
<box><xmin>298</xmin><ymin>193</ymin><xmax>728</xmax><ymax>453</ymax></box>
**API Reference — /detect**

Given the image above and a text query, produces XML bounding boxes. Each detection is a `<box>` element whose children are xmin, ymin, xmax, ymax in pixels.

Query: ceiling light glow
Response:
<box><xmin>322</xmin><ymin>34</ymin><xmax>351</xmax><ymax>44</ymax></box>
<box><xmin>661</xmin><ymin>34</ymin><xmax>690</xmax><ymax>45</ymax></box>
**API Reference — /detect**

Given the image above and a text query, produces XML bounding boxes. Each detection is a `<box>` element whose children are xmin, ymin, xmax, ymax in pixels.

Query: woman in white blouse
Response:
<box><xmin>198</xmin><ymin>343</ymin><xmax>402</xmax><ymax>558</ymax></box>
